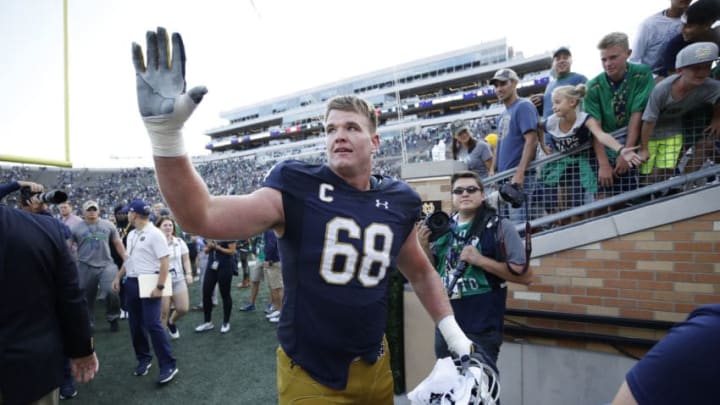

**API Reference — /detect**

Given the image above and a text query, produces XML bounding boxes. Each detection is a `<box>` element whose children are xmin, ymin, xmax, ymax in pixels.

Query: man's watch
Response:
<box><xmin>156</xmin><ymin>284</ymin><xmax>165</xmax><ymax>290</ymax></box>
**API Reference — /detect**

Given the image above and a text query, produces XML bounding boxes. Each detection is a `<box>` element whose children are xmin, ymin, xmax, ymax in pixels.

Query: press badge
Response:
<box><xmin>211</xmin><ymin>260</ymin><xmax>219</xmax><ymax>270</ymax></box>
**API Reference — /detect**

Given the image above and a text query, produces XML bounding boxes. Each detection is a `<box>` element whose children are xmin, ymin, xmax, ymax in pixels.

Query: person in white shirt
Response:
<box><xmin>630</xmin><ymin>0</ymin><xmax>691</xmax><ymax>70</ymax></box>
<box><xmin>156</xmin><ymin>216</ymin><xmax>193</xmax><ymax>339</ymax></box>
<box><xmin>112</xmin><ymin>199</ymin><xmax>178</xmax><ymax>385</ymax></box>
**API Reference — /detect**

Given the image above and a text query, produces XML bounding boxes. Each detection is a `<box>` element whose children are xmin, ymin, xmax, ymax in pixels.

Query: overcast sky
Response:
<box><xmin>1</xmin><ymin>0</ymin><xmax>653</xmax><ymax>168</ymax></box>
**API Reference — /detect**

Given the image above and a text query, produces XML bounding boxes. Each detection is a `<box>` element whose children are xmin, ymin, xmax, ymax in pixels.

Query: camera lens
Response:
<box><xmin>424</xmin><ymin>211</ymin><xmax>451</xmax><ymax>241</ymax></box>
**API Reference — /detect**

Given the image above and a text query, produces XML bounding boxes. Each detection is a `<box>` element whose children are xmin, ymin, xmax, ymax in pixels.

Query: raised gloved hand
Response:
<box><xmin>132</xmin><ymin>27</ymin><xmax>208</xmax><ymax>157</ymax></box>
<box><xmin>438</xmin><ymin>315</ymin><xmax>473</xmax><ymax>359</ymax></box>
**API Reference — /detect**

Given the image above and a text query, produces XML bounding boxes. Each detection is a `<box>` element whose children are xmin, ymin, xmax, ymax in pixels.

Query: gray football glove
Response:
<box><xmin>132</xmin><ymin>27</ymin><xmax>207</xmax><ymax>156</ymax></box>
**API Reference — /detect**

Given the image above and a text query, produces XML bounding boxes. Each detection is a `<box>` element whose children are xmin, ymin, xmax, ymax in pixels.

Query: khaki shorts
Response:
<box><xmin>276</xmin><ymin>337</ymin><xmax>393</xmax><ymax>405</ymax></box>
<box><xmin>263</xmin><ymin>261</ymin><xmax>283</xmax><ymax>290</ymax></box>
<box><xmin>249</xmin><ymin>261</ymin><xmax>264</xmax><ymax>283</ymax></box>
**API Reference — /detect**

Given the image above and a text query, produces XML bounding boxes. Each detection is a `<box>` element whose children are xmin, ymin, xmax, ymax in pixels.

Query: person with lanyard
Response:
<box><xmin>584</xmin><ymin>32</ymin><xmax>654</xmax><ymax>207</ymax></box>
<box><xmin>156</xmin><ymin>216</ymin><xmax>193</xmax><ymax>339</ymax></box>
<box><xmin>112</xmin><ymin>199</ymin><xmax>178</xmax><ymax>384</ymax></box>
<box><xmin>71</xmin><ymin>200</ymin><xmax>127</xmax><ymax>333</ymax></box>
<box><xmin>418</xmin><ymin>171</ymin><xmax>533</xmax><ymax>372</ymax></box>
<box><xmin>194</xmin><ymin>238</ymin><xmax>237</xmax><ymax>334</ymax></box>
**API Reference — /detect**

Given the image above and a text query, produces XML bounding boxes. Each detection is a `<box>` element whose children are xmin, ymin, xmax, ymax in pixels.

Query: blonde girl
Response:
<box><xmin>156</xmin><ymin>216</ymin><xmax>193</xmax><ymax>339</ymax></box>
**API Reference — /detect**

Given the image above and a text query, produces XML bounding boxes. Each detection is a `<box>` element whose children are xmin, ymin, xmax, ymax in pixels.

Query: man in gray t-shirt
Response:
<box><xmin>72</xmin><ymin>200</ymin><xmax>127</xmax><ymax>331</ymax></box>
<box><xmin>640</xmin><ymin>42</ymin><xmax>720</xmax><ymax>184</ymax></box>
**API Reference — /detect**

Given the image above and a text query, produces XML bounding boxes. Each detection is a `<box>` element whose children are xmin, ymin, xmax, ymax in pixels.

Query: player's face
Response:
<box><xmin>600</xmin><ymin>45</ymin><xmax>630</xmax><ymax>82</ymax></box>
<box><xmin>551</xmin><ymin>94</ymin><xmax>576</xmax><ymax>118</ymax></box>
<box><xmin>451</xmin><ymin>178</ymin><xmax>484</xmax><ymax>214</ymax></box>
<box><xmin>325</xmin><ymin>109</ymin><xmax>379</xmax><ymax>178</ymax></box>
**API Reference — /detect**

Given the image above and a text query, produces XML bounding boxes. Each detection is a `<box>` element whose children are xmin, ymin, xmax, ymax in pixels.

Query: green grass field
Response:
<box><xmin>72</xmin><ymin>270</ymin><xmax>408</xmax><ymax>404</ymax></box>
<box><xmin>73</xmin><ymin>279</ymin><xmax>279</xmax><ymax>404</ymax></box>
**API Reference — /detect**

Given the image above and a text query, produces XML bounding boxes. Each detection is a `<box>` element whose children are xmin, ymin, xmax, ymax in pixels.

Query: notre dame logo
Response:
<box><xmin>421</xmin><ymin>200</ymin><xmax>442</xmax><ymax>219</ymax></box>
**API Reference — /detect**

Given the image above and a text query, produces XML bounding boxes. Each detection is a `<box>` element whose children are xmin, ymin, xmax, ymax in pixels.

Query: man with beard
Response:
<box><xmin>490</xmin><ymin>68</ymin><xmax>540</xmax><ymax>224</ymax></box>
<box><xmin>111</xmin><ymin>204</ymin><xmax>132</xmax><ymax>319</ymax></box>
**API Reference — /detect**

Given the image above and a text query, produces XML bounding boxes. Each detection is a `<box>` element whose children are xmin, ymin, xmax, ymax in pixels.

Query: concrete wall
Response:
<box><xmin>403</xmin><ymin>290</ymin><xmax>637</xmax><ymax>405</ymax></box>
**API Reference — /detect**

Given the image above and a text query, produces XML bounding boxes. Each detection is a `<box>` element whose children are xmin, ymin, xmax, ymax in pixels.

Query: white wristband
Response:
<box><xmin>142</xmin><ymin>93</ymin><xmax>199</xmax><ymax>157</ymax></box>
<box><xmin>438</xmin><ymin>315</ymin><xmax>472</xmax><ymax>357</ymax></box>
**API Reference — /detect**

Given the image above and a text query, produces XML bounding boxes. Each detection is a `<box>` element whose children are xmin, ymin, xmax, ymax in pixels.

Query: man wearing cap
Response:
<box><xmin>490</xmin><ymin>68</ymin><xmax>540</xmax><ymax>223</ymax></box>
<box><xmin>631</xmin><ymin>0</ymin><xmax>691</xmax><ymax>70</ymax></box>
<box><xmin>71</xmin><ymin>200</ymin><xmax>127</xmax><ymax>332</ymax></box>
<box><xmin>531</xmin><ymin>47</ymin><xmax>588</xmax><ymax>119</ymax></box>
<box><xmin>640</xmin><ymin>42</ymin><xmax>720</xmax><ymax>186</ymax></box>
<box><xmin>112</xmin><ymin>199</ymin><xmax>178</xmax><ymax>384</ymax></box>
<box><xmin>585</xmin><ymin>32</ymin><xmax>654</xmax><ymax>202</ymax></box>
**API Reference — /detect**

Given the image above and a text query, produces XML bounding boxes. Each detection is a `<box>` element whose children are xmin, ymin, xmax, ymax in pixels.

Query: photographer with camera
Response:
<box><xmin>1</xmin><ymin>180</ymin><xmax>90</xmax><ymax>399</ymax></box>
<box><xmin>0</xmin><ymin>180</ymin><xmax>42</xmax><ymax>203</ymax></box>
<box><xmin>418</xmin><ymin>171</ymin><xmax>533</xmax><ymax>374</ymax></box>
<box><xmin>0</xmin><ymin>180</ymin><xmax>70</xmax><ymax>238</ymax></box>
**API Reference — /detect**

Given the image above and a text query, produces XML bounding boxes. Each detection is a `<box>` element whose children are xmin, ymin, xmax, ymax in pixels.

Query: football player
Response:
<box><xmin>131</xmin><ymin>27</ymin><xmax>473</xmax><ymax>403</ymax></box>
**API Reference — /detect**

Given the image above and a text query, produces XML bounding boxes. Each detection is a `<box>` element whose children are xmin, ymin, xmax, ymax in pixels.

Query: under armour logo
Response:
<box><xmin>376</xmin><ymin>199</ymin><xmax>389</xmax><ymax>209</ymax></box>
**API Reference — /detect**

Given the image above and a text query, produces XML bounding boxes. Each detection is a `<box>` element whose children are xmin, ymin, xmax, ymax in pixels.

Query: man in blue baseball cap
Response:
<box><xmin>112</xmin><ymin>199</ymin><xmax>178</xmax><ymax>384</ymax></box>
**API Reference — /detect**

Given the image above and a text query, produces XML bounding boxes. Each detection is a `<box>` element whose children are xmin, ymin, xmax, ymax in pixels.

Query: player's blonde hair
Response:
<box><xmin>324</xmin><ymin>95</ymin><xmax>378</xmax><ymax>134</ymax></box>
<box><xmin>552</xmin><ymin>84</ymin><xmax>587</xmax><ymax>108</ymax></box>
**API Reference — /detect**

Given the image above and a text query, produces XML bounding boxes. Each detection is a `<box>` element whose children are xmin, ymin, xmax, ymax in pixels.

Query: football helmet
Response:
<box><xmin>408</xmin><ymin>351</ymin><xmax>500</xmax><ymax>405</ymax></box>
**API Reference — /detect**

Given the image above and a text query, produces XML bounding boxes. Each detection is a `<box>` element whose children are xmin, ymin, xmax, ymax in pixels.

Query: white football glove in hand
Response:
<box><xmin>438</xmin><ymin>315</ymin><xmax>473</xmax><ymax>359</ymax></box>
<box><xmin>132</xmin><ymin>27</ymin><xmax>208</xmax><ymax>157</ymax></box>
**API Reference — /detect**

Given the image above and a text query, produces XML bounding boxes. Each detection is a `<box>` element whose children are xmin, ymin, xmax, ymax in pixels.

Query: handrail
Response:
<box><xmin>478</xmin><ymin>125</ymin><xmax>720</xmax><ymax>231</ymax></box>
<box><xmin>505</xmin><ymin>308</ymin><xmax>676</xmax><ymax>330</ymax></box>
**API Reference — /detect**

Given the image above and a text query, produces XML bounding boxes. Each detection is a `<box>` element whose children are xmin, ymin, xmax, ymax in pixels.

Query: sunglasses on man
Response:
<box><xmin>451</xmin><ymin>186</ymin><xmax>482</xmax><ymax>195</ymax></box>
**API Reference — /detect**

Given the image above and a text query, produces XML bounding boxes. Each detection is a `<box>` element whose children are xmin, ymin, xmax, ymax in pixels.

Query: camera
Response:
<box><xmin>20</xmin><ymin>187</ymin><xmax>68</xmax><ymax>204</ymax></box>
<box><xmin>486</xmin><ymin>182</ymin><xmax>526</xmax><ymax>209</ymax></box>
<box><xmin>423</xmin><ymin>211</ymin><xmax>452</xmax><ymax>242</ymax></box>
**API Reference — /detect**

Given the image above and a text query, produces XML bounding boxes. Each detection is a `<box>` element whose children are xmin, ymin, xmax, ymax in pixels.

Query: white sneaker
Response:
<box><xmin>268</xmin><ymin>315</ymin><xmax>280</xmax><ymax>323</ymax></box>
<box><xmin>220</xmin><ymin>323</ymin><xmax>231</xmax><ymax>333</ymax></box>
<box><xmin>167</xmin><ymin>323</ymin><xmax>180</xmax><ymax>339</ymax></box>
<box><xmin>195</xmin><ymin>322</ymin><xmax>214</xmax><ymax>332</ymax></box>
<box><xmin>266</xmin><ymin>310</ymin><xmax>281</xmax><ymax>319</ymax></box>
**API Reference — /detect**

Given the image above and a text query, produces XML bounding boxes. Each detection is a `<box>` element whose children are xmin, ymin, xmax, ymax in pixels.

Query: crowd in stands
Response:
<box><xmin>2</xmin><ymin>0</ymin><xmax>720</xmax><ymax>229</ymax></box>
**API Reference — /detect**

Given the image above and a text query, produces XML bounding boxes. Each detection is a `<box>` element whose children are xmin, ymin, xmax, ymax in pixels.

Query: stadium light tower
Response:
<box><xmin>393</xmin><ymin>67</ymin><xmax>408</xmax><ymax>165</ymax></box>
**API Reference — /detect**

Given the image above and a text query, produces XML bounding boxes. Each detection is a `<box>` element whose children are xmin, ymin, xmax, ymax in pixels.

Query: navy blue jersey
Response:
<box><xmin>263</xmin><ymin>160</ymin><xmax>421</xmax><ymax>389</ymax></box>
<box><xmin>626</xmin><ymin>304</ymin><xmax>720</xmax><ymax>405</ymax></box>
